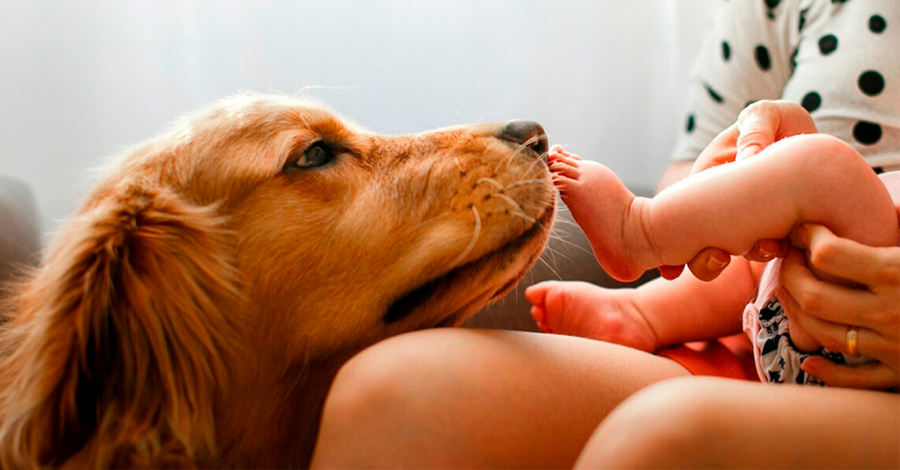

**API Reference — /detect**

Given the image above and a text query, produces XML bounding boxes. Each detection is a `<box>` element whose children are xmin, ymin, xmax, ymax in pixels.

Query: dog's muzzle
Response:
<box><xmin>498</xmin><ymin>121</ymin><xmax>548</xmax><ymax>157</ymax></box>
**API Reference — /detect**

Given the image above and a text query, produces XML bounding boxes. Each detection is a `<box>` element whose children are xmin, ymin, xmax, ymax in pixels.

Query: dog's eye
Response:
<box><xmin>286</xmin><ymin>142</ymin><xmax>336</xmax><ymax>171</ymax></box>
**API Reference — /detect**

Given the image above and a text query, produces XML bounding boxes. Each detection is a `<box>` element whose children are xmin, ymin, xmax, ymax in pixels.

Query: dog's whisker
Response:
<box><xmin>476</xmin><ymin>177</ymin><xmax>505</xmax><ymax>191</ymax></box>
<box><xmin>504</xmin><ymin>179</ymin><xmax>545</xmax><ymax>190</ymax></box>
<box><xmin>535</xmin><ymin>255</ymin><xmax>564</xmax><ymax>281</ymax></box>
<box><xmin>544</xmin><ymin>245</ymin><xmax>575</xmax><ymax>264</ymax></box>
<box><xmin>494</xmin><ymin>138</ymin><xmax>532</xmax><ymax>174</ymax></box>
<box><xmin>494</xmin><ymin>194</ymin><xmax>536</xmax><ymax>224</ymax></box>
<box><xmin>526</xmin><ymin>152</ymin><xmax>549</xmax><ymax>174</ymax></box>
<box><xmin>541</xmin><ymin>234</ymin><xmax>580</xmax><ymax>261</ymax></box>
<box><xmin>549</xmin><ymin>233</ymin><xmax>594</xmax><ymax>257</ymax></box>
<box><xmin>453</xmin><ymin>157</ymin><xmax>465</xmax><ymax>174</ymax></box>
<box><xmin>541</xmin><ymin>236</ymin><xmax>561</xmax><ymax>267</ymax></box>
<box><xmin>450</xmin><ymin>205</ymin><xmax>482</xmax><ymax>268</ymax></box>
<box><xmin>548</xmin><ymin>233</ymin><xmax>581</xmax><ymax>249</ymax></box>
<box><xmin>291</xmin><ymin>85</ymin><xmax>363</xmax><ymax>97</ymax></box>
<box><xmin>552</xmin><ymin>217</ymin><xmax>581</xmax><ymax>229</ymax></box>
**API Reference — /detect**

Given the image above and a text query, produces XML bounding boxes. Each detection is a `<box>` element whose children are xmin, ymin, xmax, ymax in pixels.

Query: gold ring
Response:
<box><xmin>846</xmin><ymin>326</ymin><xmax>860</xmax><ymax>358</ymax></box>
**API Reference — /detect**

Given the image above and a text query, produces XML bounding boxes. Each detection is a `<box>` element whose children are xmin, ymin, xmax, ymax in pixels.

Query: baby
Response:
<box><xmin>527</xmin><ymin>129</ymin><xmax>898</xmax><ymax>385</ymax></box>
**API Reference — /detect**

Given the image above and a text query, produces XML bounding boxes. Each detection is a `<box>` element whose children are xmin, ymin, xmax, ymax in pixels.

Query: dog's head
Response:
<box><xmin>0</xmin><ymin>93</ymin><xmax>555</xmax><ymax>467</ymax></box>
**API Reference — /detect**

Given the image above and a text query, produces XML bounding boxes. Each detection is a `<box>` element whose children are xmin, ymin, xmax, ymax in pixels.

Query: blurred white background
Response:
<box><xmin>0</xmin><ymin>0</ymin><xmax>717</xmax><ymax>238</ymax></box>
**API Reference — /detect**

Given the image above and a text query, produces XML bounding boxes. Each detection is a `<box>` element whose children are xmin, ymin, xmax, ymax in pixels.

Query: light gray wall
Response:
<box><xmin>0</xmin><ymin>0</ymin><xmax>717</xmax><ymax>239</ymax></box>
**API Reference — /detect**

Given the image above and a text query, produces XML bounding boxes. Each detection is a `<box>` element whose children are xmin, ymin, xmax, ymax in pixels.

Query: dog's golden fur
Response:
<box><xmin>0</xmin><ymin>93</ymin><xmax>555</xmax><ymax>468</ymax></box>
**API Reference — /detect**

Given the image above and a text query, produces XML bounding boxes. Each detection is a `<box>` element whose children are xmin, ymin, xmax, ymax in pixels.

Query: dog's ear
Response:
<box><xmin>0</xmin><ymin>183</ymin><xmax>238</xmax><ymax>468</ymax></box>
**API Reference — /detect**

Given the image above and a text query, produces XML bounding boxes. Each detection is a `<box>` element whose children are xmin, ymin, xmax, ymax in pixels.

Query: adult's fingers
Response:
<box><xmin>735</xmin><ymin>107</ymin><xmax>776</xmax><ymax>160</ymax></box>
<box><xmin>658</xmin><ymin>265</ymin><xmax>685</xmax><ymax>281</ymax></box>
<box><xmin>778</xmin><ymin>249</ymin><xmax>884</xmax><ymax>336</ymax></box>
<box><xmin>664</xmin><ymin>240</ymin><xmax>786</xmax><ymax>283</ymax></box>
<box><xmin>690</xmin><ymin>125</ymin><xmax>739</xmax><ymax>175</ymax></box>
<box><xmin>785</xmin><ymin>298</ymin><xmax>889</xmax><ymax>362</ymax></box>
<box><xmin>735</xmin><ymin>101</ymin><xmax>817</xmax><ymax>160</ymax></box>
<box><xmin>743</xmin><ymin>238</ymin><xmax>790</xmax><ymax>262</ymax></box>
<box><xmin>801</xmin><ymin>356</ymin><xmax>899</xmax><ymax>390</ymax></box>
<box><xmin>777</xmin><ymin>283</ymin><xmax>852</xmax><ymax>355</ymax></box>
<box><xmin>685</xmin><ymin>248</ymin><xmax>731</xmax><ymax>282</ymax></box>
<box><xmin>791</xmin><ymin>223</ymin><xmax>900</xmax><ymax>287</ymax></box>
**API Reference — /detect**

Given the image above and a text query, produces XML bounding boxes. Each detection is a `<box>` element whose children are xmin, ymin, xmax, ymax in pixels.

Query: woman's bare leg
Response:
<box><xmin>310</xmin><ymin>329</ymin><xmax>690</xmax><ymax>469</ymax></box>
<box><xmin>578</xmin><ymin>376</ymin><xmax>900</xmax><ymax>469</ymax></box>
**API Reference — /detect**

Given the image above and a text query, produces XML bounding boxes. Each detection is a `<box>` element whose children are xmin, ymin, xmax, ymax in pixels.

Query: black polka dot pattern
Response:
<box><xmin>858</xmin><ymin>70</ymin><xmax>885</xmax><ymax>96</ymax></box>
<box><xmin>801</xmin><ymin>92</ymin><xmax>821</xmax><ymax>112</ymax></box>
<box><xmin>755</xmin><ymin>45</ymin><xmax>772</xmax><ymax>70</ymax></box>
<box><xmin>706</xmin><ymin>85</ymin><xmax>724</xmax><ymax>103</ymax></box>
<box><xmin>818</xmin><ymin>34</ymin><xmax>838</xmax><ymax>54</ymax></box>
<box><xmin>869</xmin><ymin>15</ymin><xmax>886</xmax><ymax>33</ymax></box>
<box><xmin>684</xmin><ymin>2</ymin><xmax>896</xmax><ymax>167</ymax></box>
<box><xmin>853</xmin><ymin>121</ymin><xmax>882</xmax><ymax>145</ymax></box>
<box><xmin>799</xmin><ymin>8</ymin><xmax>809</xmax><ymax>31</ymax></box>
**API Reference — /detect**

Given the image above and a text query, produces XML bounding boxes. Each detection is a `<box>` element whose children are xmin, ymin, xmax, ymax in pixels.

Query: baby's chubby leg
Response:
<box><xmin>549</xmin><ymin>146</ymin><xmax>657</xmax><ymax>282</ymax></box>
<box><xmin>563</xmin><ymin>134</ymin><xmax>898</xmax><ymax>279</ymax></box>
<box><xmin>644</xmin><ymin>134</ymin><xmax>897</xmax><ymax>260</ymax></box>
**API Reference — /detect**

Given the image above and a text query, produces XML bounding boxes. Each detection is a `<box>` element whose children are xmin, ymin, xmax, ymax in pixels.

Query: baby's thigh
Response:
<box><xmin>579</xmin><ymin>376</ymin><xmax>900</xmax><ymax>469</ymax></box>
<box><xmin>312</xmin><ymin>329</ymin><xmax>690</xmax><ymax>469</ymax></box>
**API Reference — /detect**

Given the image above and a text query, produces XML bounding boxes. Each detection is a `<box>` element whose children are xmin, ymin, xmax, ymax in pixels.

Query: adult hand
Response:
<box><xmin>776</xmin><ymin>223</ymin><xmax>900</xmax><ymax>390</ymax></box>
<box><xmin>659</xmin><ymin>101</ymin><xmax>817</xmax><ymax>281</ymax></box>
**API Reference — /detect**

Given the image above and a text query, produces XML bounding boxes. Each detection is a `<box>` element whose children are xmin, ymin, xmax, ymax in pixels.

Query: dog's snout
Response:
<box><xmin>498</xmin><ymin>121</ymin><xmax>548</xmax><ymax>156</ymax></box>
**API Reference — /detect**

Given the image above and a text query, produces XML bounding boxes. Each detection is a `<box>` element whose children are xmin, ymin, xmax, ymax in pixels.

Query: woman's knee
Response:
<box><xmin>313</xmin><ymin>332</ymin><xmax>468</xmax><ymax>467</ymax></box>
<box><xmin>578</xmin><ymin>377</ymin><xmax>742</xmax><ymax>469</ymax></box>
<box><xmin>321</xmin><ymin>332</ymin><xmax>449</xmax><ymax>427</ymax></box>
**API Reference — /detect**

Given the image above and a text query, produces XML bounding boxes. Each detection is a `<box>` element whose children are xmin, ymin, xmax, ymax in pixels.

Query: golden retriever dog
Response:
<box><xmin>0</xmin><ymin>93</ymin><xmax>555</xmax><ymax>468</ymax></box>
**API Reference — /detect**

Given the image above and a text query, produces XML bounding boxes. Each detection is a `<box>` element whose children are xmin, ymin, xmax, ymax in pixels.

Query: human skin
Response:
<box><xmin>310</xmin><ymin>103</ymin><xmax>900</xmax><ymax>469</ymax></box>
<box><xmin>536</xmin><ymin>134</ymin><xmax>897</xmax><ymax>352</ymax></box>
<box><xmin>311</xmin><ymin>321</ymin><xmax>899</xmax><ymax>469</ymax></box>
<box><xmin>782</xmin><ymin>220</ymin><xmax>900</xmax><ymax>389</ymax></box>
<box><xmin>548</xmin><ymin>134</ymin><xmax>897</xmax><ymax>285</ymax></box>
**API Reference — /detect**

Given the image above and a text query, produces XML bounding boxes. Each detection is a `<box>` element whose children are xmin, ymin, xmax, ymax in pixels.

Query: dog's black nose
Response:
<box><xmin>498</xmin><ymin>120</ymin><xmax>548</xmax><ymax>156</ymax></box>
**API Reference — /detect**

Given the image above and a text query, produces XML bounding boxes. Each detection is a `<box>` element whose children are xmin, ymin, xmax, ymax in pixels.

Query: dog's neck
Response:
<box><xmin>211</xmin><ymin>349</ymin><xmax>351</xmax><ymax>468</ymax></box>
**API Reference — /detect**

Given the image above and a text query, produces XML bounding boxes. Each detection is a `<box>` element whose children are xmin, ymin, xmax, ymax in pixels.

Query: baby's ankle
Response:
<box><xmin>601</xmin><ymin>196</ymin><xmax>659</xmax><ymax>281</ymax></box>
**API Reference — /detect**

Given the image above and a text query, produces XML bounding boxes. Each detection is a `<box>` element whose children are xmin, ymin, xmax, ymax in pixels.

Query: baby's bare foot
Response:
<box><xmin>549</xmin><ymin>146</ymin><xmax>649</xmax><ymax>281</ymax></box>
<box><xmin>525</xmin><ymin>280</ymin><xmax>658</xmax><ymax>352</ymax></box>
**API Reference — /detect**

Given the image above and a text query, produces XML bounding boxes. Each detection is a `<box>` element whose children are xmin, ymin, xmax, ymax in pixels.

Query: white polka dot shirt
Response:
<box><xmin>673</xmin><ymin>0</ymin><xmax>899</xmax><ymax>171</ymax></box>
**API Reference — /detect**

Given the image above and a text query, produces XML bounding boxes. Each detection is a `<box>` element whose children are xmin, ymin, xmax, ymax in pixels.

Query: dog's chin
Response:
<box><xmin>384</xmin><ymin>201</ymin><xmax>555</xmax><ymax>329</ymax></box>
